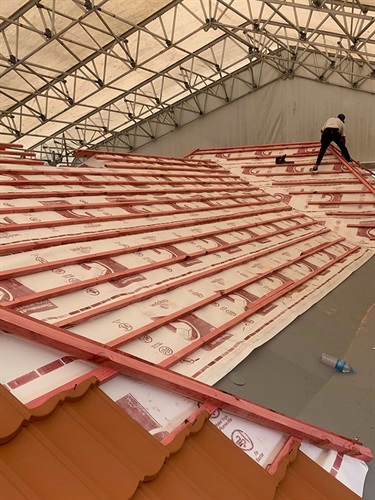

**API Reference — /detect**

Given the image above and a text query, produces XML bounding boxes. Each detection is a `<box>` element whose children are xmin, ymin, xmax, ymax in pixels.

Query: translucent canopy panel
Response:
<box><xmin>0</xmin><ymin>0</ymin><xmax>374</xmax><ymax>160</ymax></box>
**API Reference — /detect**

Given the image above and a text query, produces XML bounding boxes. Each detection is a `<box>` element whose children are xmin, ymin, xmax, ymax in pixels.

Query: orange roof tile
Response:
<box><xmin>0</xmin><ymin>379</ymin><xmax>360</xmax><ymax>499</ymax></box>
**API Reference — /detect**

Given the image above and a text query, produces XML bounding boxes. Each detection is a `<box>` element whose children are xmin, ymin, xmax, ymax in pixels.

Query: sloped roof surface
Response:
<box><xmin>188</xmin><ymin>142</ymin><xmax>375</xmax><ymax>249</ymax></box>
<box><xmin>0</xmin><ymin>379</ymin><xmax>361</xmax><ymax>499</ymax></box>
<box><xmin>1</xmin><ymin>144</ymin><xmax>373</xmax><ymax>386</ymax></box>
<box><xmin>0</xmin><ymin>142</ymin><xmax>372</xmax><ymax>497</ymax></box>
<box><xmin>0</xmin><ymin>1</ymin><xmax>374</xmax><ymax>159</ymax></box>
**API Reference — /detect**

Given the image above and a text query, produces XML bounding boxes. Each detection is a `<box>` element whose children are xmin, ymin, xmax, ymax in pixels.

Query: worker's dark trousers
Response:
<box><xmin>316</xmin><ymin>128</ymin><xmax>351</xmax><ymax>166</ymax></box>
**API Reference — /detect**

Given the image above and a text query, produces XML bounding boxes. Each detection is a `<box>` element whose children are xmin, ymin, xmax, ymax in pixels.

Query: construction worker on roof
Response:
<box><xmin>311</xmin><ymin>114</ymin><xmax>352</xmax><ymax>172</ymax></box>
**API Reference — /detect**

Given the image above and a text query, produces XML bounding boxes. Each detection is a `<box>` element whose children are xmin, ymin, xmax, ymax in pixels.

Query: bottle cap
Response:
<box><xmin>335</xmin><ymin>358</ymin><xmax>346</xmax><ymax>371</ymax></box>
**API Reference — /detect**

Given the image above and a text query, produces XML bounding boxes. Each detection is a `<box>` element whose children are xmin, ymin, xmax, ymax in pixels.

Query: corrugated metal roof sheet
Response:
<box><xmin>0</xmin><ymin>379</ymin><xmax>360</xmax><ymax>499</ymax></box>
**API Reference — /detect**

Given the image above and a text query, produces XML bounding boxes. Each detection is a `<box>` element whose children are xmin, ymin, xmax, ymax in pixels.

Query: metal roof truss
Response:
<box><xmin>0</xmin><ymin>0</ymin><xmax>374</xmax><ymax>162</ymax></box>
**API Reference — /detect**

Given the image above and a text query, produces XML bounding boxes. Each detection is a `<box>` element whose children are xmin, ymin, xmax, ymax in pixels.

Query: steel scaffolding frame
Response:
<box><xmin>0</xmin><ymin>0</ymin><xmax>374</xmax><ymax>162</ymax></box>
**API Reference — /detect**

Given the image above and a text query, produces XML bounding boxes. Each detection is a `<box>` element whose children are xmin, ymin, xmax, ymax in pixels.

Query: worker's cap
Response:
<box><xmin>337</xmin><ymin>113</ymin><xmax>345</xmax><ymax>122</ymax></box>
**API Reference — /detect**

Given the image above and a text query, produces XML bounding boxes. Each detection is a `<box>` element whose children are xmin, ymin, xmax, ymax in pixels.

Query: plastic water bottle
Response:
<box><xmin>320</xmin><ymin>353</ymin><xmax>354</xmax><ymax>373</ymax></box>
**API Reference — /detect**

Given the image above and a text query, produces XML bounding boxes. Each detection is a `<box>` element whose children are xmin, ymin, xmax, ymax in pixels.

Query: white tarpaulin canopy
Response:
<box><xmin>0</xmin><ymin>1</ymin><xmax>374</xmax><ymax>161</ymax></box>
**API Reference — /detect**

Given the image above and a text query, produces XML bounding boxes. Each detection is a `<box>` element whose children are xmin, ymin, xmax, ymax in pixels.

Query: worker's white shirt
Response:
<box><xmin>321</xmin><ymin>117</ymin><xmax>345</xmax><ymax>136</ymax></box>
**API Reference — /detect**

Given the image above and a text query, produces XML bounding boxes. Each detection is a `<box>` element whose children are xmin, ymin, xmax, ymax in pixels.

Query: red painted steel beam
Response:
<box><xmin>5</xmin><ymin>218</ymin><xmax>316</xmax><ymax>308</ymax></box>
<box><xmin>326</xmin><ymin>211</ymin><xmax>375</xmax><ymax>216</ymax></box>
<box><xmin>0</xmin><ymin>192</ymin><xmax>266</xmax><ymax>215</ymax></box>
<box><xmin>103</xmin><ymin>162</ymin><xmax>217</xmax><ymax>172</ymax></box>
<box><xmin>273</xmin><ymin>179</ymin><xmax>360</xmax><ymax>186</ymax></box>
<box><xmin>107</xmin><ymin>228</ymin><xmax>333</xmax><ymax>349</ymax></box>
<box><xmin>0</xmin><ymin>158</ymin><xmax>44</xmax><ymax>165</ymax></box>
<box><xmin>255</xmin><ymin>170</ymin><xmax>345</xmax><ymax>177</ymax></box>
<box><xmin>347</xmin><ymin>223</ymin><xmax>375</xmax><ymax>228</ymax></box>
<box><xmin>100</xmin><ymin>155</ymin><xmax>215</xmax><ymax>167</ymax></box>
<box><xmin>0</xmin><ymin>164</ymin><xmax>222</xmax><ymax>176</ymax></box>
<box><xmin>54</xmin><ymin>222</ymin><xmax>325</xmax><ymax>329</ymax></box>
<box><xmin>6</xmin><ymin>251</ymin><xmax>206</xmax><ymax>308</ymax></box>
<box><xmin>0</xmin><ymin>185</ymin><xmax>257</xmax><ymax>199</ymax></box>
<box><xmin>0</xmin><ymin>199</ymin><xmax>280</xmax><ymax>233</ymax></box>
<box><xmin>0</xmin><ymin>305</ymin><xmax>371</xmax><ymax>461</ymax></box>
<box><xmin>0</xmin><ymin>150</ymin><xmax>36</xmax><ymax>157</ymax></box>
<box><xmin>73</xmin><ymin>149</ymin><xmax>214</xmax><ymax>166</ymax></box>
<box><xmin>73</xmin><ymin>149</ymin><xmax>128</xmax><ymax>158</ymax></box>
<box><xmin>186</xmin><ymin>141</ymin><xmax>320</xmax><ymax>155</ymax></box>
<box><xmin>122</xmin><ymin>152</ymin><xmax>215</xmax><ymax>163</ymax></box>
<box><xmin>237</xmin><ymin>160</ymin><xmax>339</xmax><ymax>169</ymax></box>
<box><xmin>289</xmin><ymin>190</ymin><xmax>372</xmax><ymax>195</ymax></box>
<box><xmin>0</xmin><ymin>212</ymin><xmax>301</xmax><ymax>281</ymax></box>
<box><xmin>159</xmin><ymin>283</ymin><xmax>306</xmax><ymax>367</ymax></box>
<box><xmin>229</xmin><ymin>152</ymin><xmax>320</xmax><ymax>161</ymax></box>
<box><xmin>0</xmin><ymin>142</ymin><xmax>24</xmax><ymax>149</ymax></box>
<box><xmin>1</xmin><ymin>178</ymin><xmax>243</xmax><ymax>187</ymax></box>
<box><xmin>0</xmin><ymin>205</ymin><xmax>291</xmax><ymax>256</ymax></box>
<box><xmin>158</xmin><ymin>241</ymin><xmax>357</xmax><ymax>368</ymax></box>
<box><xmin>329</xmin><ymin>146</ymin><xmax>375</xmax><ymax>195</ymax></box>
<box><xmin>309</xmin><ymin>201</ymin><xmax>375</xmax><ymax>205</ymax></box>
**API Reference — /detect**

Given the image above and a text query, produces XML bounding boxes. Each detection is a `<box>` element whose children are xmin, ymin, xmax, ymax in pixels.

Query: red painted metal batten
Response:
<box><xmin>329</xmin><ymin>146</ymin><xmax>375</xmax><ymax>195</ymax></box>
<box><xmin>0</xmin><ymin>206</ymin><xmax>291</xmax><ymax>256</ymax></box>
<box><xmin>1</xmin><ymin>177</ymin><xmax>243</xmax><ymax>187</ymax></box>
<box><xmin>347</xmin><ymin>223</ymin><xmax>375</xmax><ymax>228</ymax></box>
<box><xmin>309</xmin><ymin>200</ymin><xmax>375</xmax><ymax>205</ymax></box>
<box><xmin>0</xmin><ymin>142</ymin><xmax>24</xmax><ymax>149</ymax></box>
<box><xmin>186</xmin><ymin>141</ymin><xmax>320</xmax><ymax>155</ymax></box>
<box><xmin>0</xmin><ymin>184</ymin><xmax>257</xmax><ymax>199</ymax></box>
<box><xmin>0</xmin><ymin>191</ymin><xmax>266</xmax><ymax>215</ymax></box>
<box><xmin>255</xmin><ymin>170</ymin><xmax>345</xmax><ymax>176</ymax></box>
<box><xmin>0</xmin><ymin>157</ymin><xmax>45</xmax><ymax>165</ymax></box>
<box><xmin>54</xmin><ymin>223</ymin><xmax>325</xmax><ymax>329</ymax></box>
<box><xmin>0</xmin><ymin>306</ymin><xmax>371</xmax><ymax>461</ymax></box>
<box><xmin>326</xmin><ymin>211</ymin><xmax>375</xmax><ymax>216</ymax></box>
<box><xmin>0</xmin><ymin>199</ymin><xmax>281</xmax><ymax>233</ymax></box>
<box><xmin>0</xmin><ymin>164</ymin><xmax>221</xmax><ymax>176</ymax></box>
<box><xmin>289</xmin><ymin>190</ymin><xmax>371</xmax><ymax>195</ymax></box>
<box><xmin>0</xmin><ymin>149</ymin><xmax>36</xmax><ymax>157</ymax></box>
<box><xmin>5</xmin><ymin>219</ymin><xmax>317</xmax><ymax>308</ymax></box>
<box><xmin>0</xmin><ymin>212</ymin><xmax>301</xmax><ymax>280</ymax></box>
<box><xmin>107</xmin><ymin>228</ymin><xmax>332</xmax><ymax>349</ymax></box>
<box><xmin>158</xmin><ymin>243</ymin><xmax>357</xmax><ymax>368</ymax></box>
<box><xmin>273</xmin><ymin>179</ymin><xmax>360</xmax><ymax>186</ymax></box>
<box><xmin>239</xmin><ymin>160</ymin><xmax>339</xmax><ymax>169</ymax></box>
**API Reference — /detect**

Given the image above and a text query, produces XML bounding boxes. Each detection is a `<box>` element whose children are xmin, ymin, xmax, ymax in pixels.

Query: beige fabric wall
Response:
<box><xmin>135</xmin><ymin>78</ymin><xmax>375</xmax><ymax>162</ymax></box>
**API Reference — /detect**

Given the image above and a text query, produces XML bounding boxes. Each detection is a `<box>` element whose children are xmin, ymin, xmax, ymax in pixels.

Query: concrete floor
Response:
<box><xmin>215</xmin><ymin>255</ymin><xmax>375</xmax><ymax>499</ymax></box>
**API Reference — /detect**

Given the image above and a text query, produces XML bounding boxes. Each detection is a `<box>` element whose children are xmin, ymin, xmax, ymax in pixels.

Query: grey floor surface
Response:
<box><xmin>215</xmin><ymin>255</ymin><xmax>375</xmax><ymax>499</ymax></box>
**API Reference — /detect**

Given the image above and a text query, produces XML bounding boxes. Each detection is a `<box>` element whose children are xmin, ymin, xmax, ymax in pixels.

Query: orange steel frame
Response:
<box><xmin>0</xmin><ymin>305</ymin><xmax>372</xmax><ymax>462</ymax></box>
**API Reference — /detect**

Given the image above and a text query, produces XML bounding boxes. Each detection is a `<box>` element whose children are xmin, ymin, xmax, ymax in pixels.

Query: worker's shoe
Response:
<box><xmin>310</xmin><ymin>166</ymin><xmax>318</xmax><ymax>172</ymax></box>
